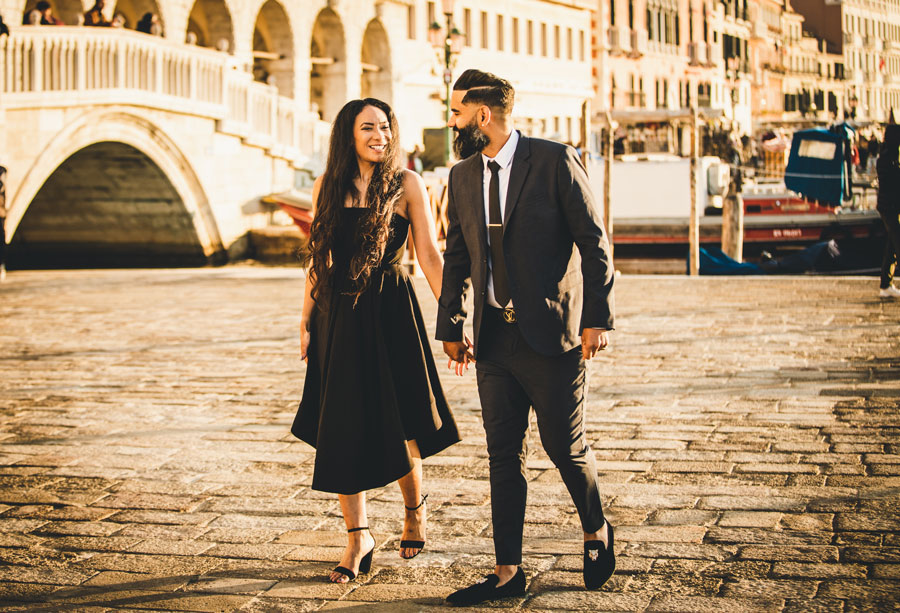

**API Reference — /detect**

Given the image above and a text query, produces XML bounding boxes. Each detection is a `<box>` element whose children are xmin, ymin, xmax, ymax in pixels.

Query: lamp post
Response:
<box><xmin>429</xmin><ymin>0</ymin><xmax>464</xmax><ymax>165</ymax></box>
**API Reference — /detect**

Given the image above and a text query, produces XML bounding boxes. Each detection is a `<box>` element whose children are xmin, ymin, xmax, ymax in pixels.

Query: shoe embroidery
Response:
<box><xmin>589</xmin><ymin>549</ymin><xmax>599</xmax><ymax>562</ymax></box>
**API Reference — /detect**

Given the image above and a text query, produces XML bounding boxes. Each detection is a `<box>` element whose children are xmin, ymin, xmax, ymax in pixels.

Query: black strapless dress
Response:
<box><xmin>292</xmin><ymin>208</ymin><xmax>461</xmax><ymax>494</ymax></box>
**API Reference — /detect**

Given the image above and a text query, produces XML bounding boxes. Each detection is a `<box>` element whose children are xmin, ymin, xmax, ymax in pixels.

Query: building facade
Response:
<box><xmin>790</xmin><ymin>0</ymin><xmax>900</xmax><ymax>122</ymax></box>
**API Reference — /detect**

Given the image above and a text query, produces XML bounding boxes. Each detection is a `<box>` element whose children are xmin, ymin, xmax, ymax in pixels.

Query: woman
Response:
<box><xmin>877</xmin><ymin>124</ymin><xmax>900</xmax><ymax>298</ymax></box>
<box><xmin>291</xmin><ymin>98</ymin><xmax>461</xmax><ymax>584</ymax></box>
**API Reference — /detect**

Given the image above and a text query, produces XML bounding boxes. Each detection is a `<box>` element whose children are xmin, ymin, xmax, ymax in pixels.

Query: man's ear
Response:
<box><xmin>480</xmin><ymin>106</ymin><xmax>492</xmax><ymax>127</ymax></box>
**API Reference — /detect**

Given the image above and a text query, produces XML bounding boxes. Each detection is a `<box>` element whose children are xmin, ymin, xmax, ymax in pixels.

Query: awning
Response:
<box><xmin>261</xmin><ymin>189</ymin><xmax>313</xmax><ymax>236</ymax></box>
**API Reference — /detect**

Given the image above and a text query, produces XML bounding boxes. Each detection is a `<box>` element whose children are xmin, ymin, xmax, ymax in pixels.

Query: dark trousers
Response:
<box><xmin>475</xmin><ymin>307</ymin><xmax>605</xmax><ymax>565</ymax></box>
<box><xmin>879</xmin><ymin>206</ymin><xmax>900</xmax><ymax>289</ymax></box>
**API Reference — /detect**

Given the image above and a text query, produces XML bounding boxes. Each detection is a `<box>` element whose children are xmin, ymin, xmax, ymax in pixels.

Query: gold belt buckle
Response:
<box><xmin>501</xmin><ymin>307</ymin><xmax>517</xmax><ymax>324</ymax></box>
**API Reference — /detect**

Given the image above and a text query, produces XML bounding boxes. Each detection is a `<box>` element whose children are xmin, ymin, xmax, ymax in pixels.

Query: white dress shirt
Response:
<box><xmin>481</xmin><ymin>129</ymin><xmax>520</xmax><ymax>308</ymax></box>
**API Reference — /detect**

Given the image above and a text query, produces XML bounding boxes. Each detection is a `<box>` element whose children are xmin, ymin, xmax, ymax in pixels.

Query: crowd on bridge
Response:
<box><xmin>1</xmin><ymin>0</ymin><xmax>161</xmax><ymax>35</ymax></box>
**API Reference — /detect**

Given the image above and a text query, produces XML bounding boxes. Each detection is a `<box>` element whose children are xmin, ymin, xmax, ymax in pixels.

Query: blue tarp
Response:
<box><xmin>784</xmin><ymin>124</ymin><xmax>854</xmax><ymax>207</ymax></box>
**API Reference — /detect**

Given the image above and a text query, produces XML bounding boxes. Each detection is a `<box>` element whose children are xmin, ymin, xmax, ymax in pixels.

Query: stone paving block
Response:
<box><xmin>717</xmin><ymin>512</ymin><xmax>783</xmax><ymax>528</ymax></box>
<box><xmin>816</xmin><ymin>579</ymin><xmax>900</xmax><ymax>600</ymax></box>
<box><xmin>646</xmin><ymin>595</ymin><xmax>784</xmax><ymax>612</ymax></box>
<box><xmin>0</xmin><ymin>581</ymin><xmax>59</xmax><ymax>603</ymax></box>
<box><xmin>78</xmin><ymin>553</ymin><xmax>223</xmax><ymax>575</ymax></box>
<box><xmin>526</xmin><ymin>591</ymin><xmax>651</xmax><ymax>611</ymax></box>
<box><xmin>700</xmin><ymin>495</ymin><xmax>807</xmax><ymax>512</ymax></box>
<box><xmin>82</xmin><ymin>571</ymin><xmax>194</xmax><ymax>590</ymax></box>
<box><xmin>782</xmin><ymin>598</ymin><xmax>845</xmax><ymax>613</ymax></box>
<box><xmin>0</xmin><ymin>565</ymin><xmax>97</xmax><ymax>586</ymax></box>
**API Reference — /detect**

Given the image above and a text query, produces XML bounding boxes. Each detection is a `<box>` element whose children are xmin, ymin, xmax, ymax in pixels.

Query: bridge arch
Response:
<box><xmin>309</xmin><ymin>7</ymin><xmax>346</xmax><ymax>122</ymax></box>
<box><xmin>186</xmin><ymin>0</ymin><xmax>233</xmax><ymax>51</ymax></box>
<box><xmin>252</xmin><ymin>0</ymin><xmax>293</xmax><ymax>99</ymax></box>
<box><xmin>7</xmin><ymin>109</ymin><xmax>224</xmax><ymax>268</ymax></box>
<box><xmin>360</xmin><ymin>18</ymin><xmax>392</xmax><ymax>104</ymax></box>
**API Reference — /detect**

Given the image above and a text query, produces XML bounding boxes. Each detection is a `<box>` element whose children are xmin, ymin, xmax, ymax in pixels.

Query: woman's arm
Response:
<box><xmin>300</xmin><ymin>176</ymin><xmax>323</xmax><ymax>360</ymax></box>
<box><xmin>402</xmin><ymin>169</ymin><xmax>444</xmax><ymax>301</ymax></box>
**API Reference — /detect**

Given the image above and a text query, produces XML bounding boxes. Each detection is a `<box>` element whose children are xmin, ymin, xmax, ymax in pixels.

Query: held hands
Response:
<box><xmin>581</xmin><ymin>328</ymin><xmax>610</xmax><ymax>360</ymax></box>
<box><xmin>443</xmin><ymin>334</ymin><xmax>475</xmax><ymax>376</ymax></box>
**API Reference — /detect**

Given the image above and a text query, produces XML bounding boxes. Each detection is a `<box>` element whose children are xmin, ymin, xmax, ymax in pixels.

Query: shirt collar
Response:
<box><xmin>482</xmin><ymin>130</ymin><xmax>519</xmax><ymax>171</ymax></box>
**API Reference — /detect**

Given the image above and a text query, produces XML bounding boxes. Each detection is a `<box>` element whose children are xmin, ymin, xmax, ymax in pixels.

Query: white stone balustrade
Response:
<box><xmin>0</xmin><ymin>26</ymin><xmax>307</xmax><ymax>163</ymax></box>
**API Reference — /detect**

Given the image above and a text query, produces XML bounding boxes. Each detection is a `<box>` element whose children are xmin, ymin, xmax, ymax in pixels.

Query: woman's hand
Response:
<box><xmin>300</xmin><ymin>322</ymin><xmax>311</xmax><ymax>362</ymax></box>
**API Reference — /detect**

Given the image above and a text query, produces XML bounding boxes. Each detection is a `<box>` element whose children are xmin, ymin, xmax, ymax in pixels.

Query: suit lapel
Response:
<box><xmin>503</xmin><ymin>133</ymin><xmax>531</xmax><ymax>225</ymax></box>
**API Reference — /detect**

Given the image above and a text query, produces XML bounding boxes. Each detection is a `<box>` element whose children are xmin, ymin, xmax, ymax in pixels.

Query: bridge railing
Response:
<box><xmin>0</xmin><ymin>26</ymin><xmax>310</xmax><ymax>163</ymax></box>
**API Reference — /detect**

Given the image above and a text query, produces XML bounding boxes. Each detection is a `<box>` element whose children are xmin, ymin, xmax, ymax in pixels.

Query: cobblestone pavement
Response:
<box><xmin>1</xmin><ymin>268</ymin><xmax>899</xmax><ymax>612</ymax></box>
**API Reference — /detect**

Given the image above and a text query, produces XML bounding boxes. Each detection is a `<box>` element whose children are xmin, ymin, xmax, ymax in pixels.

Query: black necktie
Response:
<box><xmin>487</xmin><ymin>160</ymin><xmax>510</xmax><ymax>307</ymax></box>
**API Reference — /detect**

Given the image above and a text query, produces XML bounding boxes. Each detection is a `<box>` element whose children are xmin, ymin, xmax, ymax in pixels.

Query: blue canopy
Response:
<box><xmin>784</xmin><ymin>124</ymin><xmax>854</xmax><ymax>207</ymax></box>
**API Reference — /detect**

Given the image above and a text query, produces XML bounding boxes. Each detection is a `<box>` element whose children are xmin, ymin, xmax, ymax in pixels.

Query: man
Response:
<box><xmin>36</xmin><ymin>1</ymin><xmax>63</xmax><ymax>25</ymax></box>
<box><xmin>436</xmin><ymin>69</ymin><xmax>616</xmax><ymax>606</ymax></box>
<box><xmin>83</xmin><ymin>0</ymin><xmax>110</xmax><ymax>27</ymax></box>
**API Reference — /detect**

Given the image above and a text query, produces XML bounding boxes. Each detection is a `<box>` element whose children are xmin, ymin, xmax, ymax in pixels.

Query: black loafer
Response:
<box><xmin>446</xmin><ymin>567</ymin><xmax>526</xmax><ymax>606</ymax></box>
<box><xmin>584</xmin><ymin>521</ymin><xmax>615</xmax><ymax>590</ymax></box>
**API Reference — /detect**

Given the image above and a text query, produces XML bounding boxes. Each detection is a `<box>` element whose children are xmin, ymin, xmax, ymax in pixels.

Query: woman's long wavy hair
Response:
<box><xmin>308</xmin><ymin>98</ymin><xmax>404</xmax><ymax>308</ymax></box>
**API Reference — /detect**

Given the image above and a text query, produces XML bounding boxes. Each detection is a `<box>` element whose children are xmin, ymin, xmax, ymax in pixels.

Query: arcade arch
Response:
<box><xmin>360</xmin><ymin>18</ymin><xmax>392</xmax><ymax>104</ymax></box>
<box><xmin>113</xmin><ymin>0</ymin><xmax>164</xmax><ymax>33</ymax></box>
<box><xmin>21</xmin><ymin>0</ymin><xmax>84</xmax><ymax>25</ymax></box>
<box><xmin>252</xmin><ymin>0</ymin><xmax>294</xmax><ymax>99</ymax></box>
<box><xmin>309</xmin><ymin>8</ymin><xmax>346</xmax><ymax>122</ymax></box>
<box><xmin>186</xmin><ymin>0</ymin><xmax>233</xmax><ymax>52</ymax></box>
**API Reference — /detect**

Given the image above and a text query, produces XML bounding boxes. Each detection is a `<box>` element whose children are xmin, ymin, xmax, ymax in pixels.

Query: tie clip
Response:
<box><xmin>488</xmin><ymin>223</ymin><xmax>502</xmax><ymax>227</ymax></box>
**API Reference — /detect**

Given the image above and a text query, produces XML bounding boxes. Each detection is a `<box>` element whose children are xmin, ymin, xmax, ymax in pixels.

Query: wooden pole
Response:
<box><xmin>689</xmin><ymin>107</ymin><xmax>700</xmax><ymax>276</ymax></box>
<box><xmin>604</xmin><ymin>110</ymin><xmax>614</xmax><ymax>254</ymax></box>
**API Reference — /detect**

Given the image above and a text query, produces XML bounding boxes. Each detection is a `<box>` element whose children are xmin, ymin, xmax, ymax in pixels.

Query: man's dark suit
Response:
<box><xmin>436</xmin><ymin>132</ymin><xmax>615</xmax><ymax>565</ymax></box>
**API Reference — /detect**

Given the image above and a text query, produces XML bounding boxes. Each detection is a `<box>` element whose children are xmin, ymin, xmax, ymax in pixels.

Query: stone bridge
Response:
<box><xmin>0</xmin><ymin>0</ymin><xmax>403</xmax><ymax>267</ymax></box>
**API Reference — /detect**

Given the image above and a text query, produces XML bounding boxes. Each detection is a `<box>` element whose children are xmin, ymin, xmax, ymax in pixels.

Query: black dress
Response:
<box><xmin>292</xmin><ymin>208</ymin><xmax>461</xmax><ymax>494</ymax></box>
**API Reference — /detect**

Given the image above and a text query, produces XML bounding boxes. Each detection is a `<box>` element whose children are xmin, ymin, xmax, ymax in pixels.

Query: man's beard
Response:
<box><xmin>453</xmin><ymin>122</ymin><xmax>490</xmax><ymax>160</ymax></box>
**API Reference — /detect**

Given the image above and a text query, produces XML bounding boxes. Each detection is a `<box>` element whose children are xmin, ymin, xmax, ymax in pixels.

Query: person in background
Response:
<box><xmin>36</xmin><ymin>2</ymin><xmax>63</xmax><ymax>25</ymax></box>
<box><xmin>111</xmin><ymin>12</ymin><xmax>126</xmax><ymax>27</ymax></box>
<box><xmin>23</xmin><ymin>9</ymin><xmax>40</xmax><ymax>24</ymax></box>
<box><xmin>83</xmin><ymin>0</ymin><xmax>110</xmax><ymax>27</ymax></box>
<box><xmin>406</xmin><ymin>145</ymin><xmax>424</xmax><ymax>174</ymax></box>
<box><xmin>0</xmin><ymin>12</ymin><xmax>9</xmax><ymax>36</ymax></box>
<box><xmin>136</xmin><ymin>12</ymin><xmax>162</xmax><ymax>36</ymax></box>
<box><xmin>876</xmin><ymin>124</ymin><xmax>900</xmax><ymax>298</ymax></box>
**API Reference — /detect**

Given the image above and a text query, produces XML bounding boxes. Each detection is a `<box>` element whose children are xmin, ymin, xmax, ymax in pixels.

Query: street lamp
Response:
<box><xmin>429</xmin><ymin>0</ymin><xmax>464</xmax><ymax>165</ymax></box>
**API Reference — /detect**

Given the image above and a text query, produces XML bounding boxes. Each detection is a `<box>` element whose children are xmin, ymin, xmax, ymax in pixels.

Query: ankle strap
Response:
<box><xmin>347</xmin><ymin>526</ymin><xmax>369</xmax><ymax>533</ymax></box>
<box><xmin>405</xmin><ymin>494</ymin><xmax>428</xmax><ymax>511</ymax></box>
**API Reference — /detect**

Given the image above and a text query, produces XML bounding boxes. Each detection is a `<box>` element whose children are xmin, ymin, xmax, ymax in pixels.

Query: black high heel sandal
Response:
<box><xmin>331</xmin><ymin>526</ymin><xmax>375</xmax><ymax>583</ymax></box>
<box><xmin>399</xmin><ymin>494</ymin><xmax>427</xmax><ymax>559</ymax></box>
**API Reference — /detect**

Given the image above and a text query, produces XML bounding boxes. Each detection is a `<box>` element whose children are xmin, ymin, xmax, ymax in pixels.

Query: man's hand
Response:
<box><xmin>581</xmin><ymin>328</ymin><xmax>609</xmax><ymax>360</ymax></box>
<box><xmin>443</xmin><ymin>335</ymin><xmax>475</xmax><ymax>376</ymax></box>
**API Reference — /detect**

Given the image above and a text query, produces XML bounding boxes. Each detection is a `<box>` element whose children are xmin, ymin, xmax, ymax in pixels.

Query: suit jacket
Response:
<box><xmin>436</xmin><ymin>133</ymin><xmax>614</xmax><ymax>357</ymax></box>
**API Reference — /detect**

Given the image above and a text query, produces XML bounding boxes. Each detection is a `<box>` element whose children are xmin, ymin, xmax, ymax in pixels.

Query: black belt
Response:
<box><xmin>487</xmin><ymin>305</ymin><xmax>517</xmax><ymax>324</ymax></box>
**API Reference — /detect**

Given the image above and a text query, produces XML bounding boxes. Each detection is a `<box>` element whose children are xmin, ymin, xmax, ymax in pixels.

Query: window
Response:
<box><xmin>464</xmin><ymin>9</ymin><xmax>471</xmax><ymax>46</ymax></box>
<box><xmin>527</xmin><ymin>20</ymin><xmax>534</xmax><ymax>54</ymax></box>
<box><xmin>497</xmin><ymin>15</ymin><xmax>504</xmax><ymax>51</ymax></box>
<box><xmin>481</xmin><ymin>11</ymin><xmax>488</xmax><ymax>48</ymax></box>
<box><xmin>611</xmin><ymin>2</ymin><xmax>615</xmax><ymax>26</ymax></box>
<box><xmin>567</xmin><ymin>27</ymin><xmax>573</xmax><ymax>60</ymax></box>
<box><xmin>554</xmin><ymin>25</ymin><xmax>560</xmax><ymax>57</ymax></box>
<box><xmin>407</xmin><ymin>5</ymin><xmax>416</xmax><ymax>39</ymax></box>
<box><xmin>512</xmin><ymin>17</ymin><xmax>519</xmax><ymax>53</ymax></box>
<box><xmin>541</xmin><ymin>22</ymin><xmax>547</xmax><ymax>56</ymax></box>
<box><xmin>579</xmin><ymin>30</ymin><xmax>585</xmax><ymax>61</ymax></box>
<box><xmin>427</xmin><ymin>2</ymin><xmax>435</xmax><ymax>30</ymax></box>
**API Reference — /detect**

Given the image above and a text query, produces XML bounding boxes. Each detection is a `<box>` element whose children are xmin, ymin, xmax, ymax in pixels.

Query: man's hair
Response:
<box><xmin>36</xmin><ymin>1</ymin><xmax>50</xmax><ymax>11</ymax></box>
<box><xmin>453</xmin><ymin>69</ymin><xmax>514</xmax><ymax>116</ymax></box>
